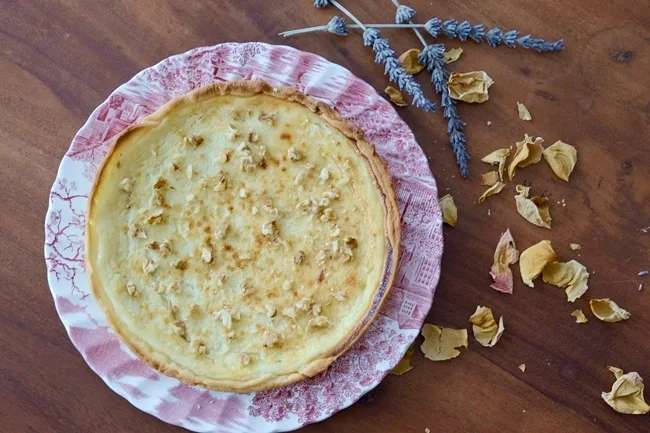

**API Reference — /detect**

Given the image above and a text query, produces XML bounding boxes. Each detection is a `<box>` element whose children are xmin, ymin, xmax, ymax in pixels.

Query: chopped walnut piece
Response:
<box><xmin>119</xmin><ymin>177</ymin><xmax>134</xmax><ymax>192</ymax></box>
<box><xmin>320</xmin><ymin>208</ymin><xmax>334</xmax><ymax>222</ymax></box>
<box><xmin>170</xmin><ymin>320</ymin><xmax>186</xmax><ymax>338</ymax></box>
<box><xmin>144</xmin><ymin>209</ymin><xmax>164</xmax><ymax>225</ymax></box>
<box><xmin>146</xmin><ymin>241</ymin><xmax>159</xmax><ymax>250</ymax></box>
<box><xmin>184</xmin><ymin>134</ymin><xmax>204</xmax><ymax>146</ymax></box>
<box><xmin>265</xmin><ymin>303</ymin><xmax>277</xmax><ymax>318</ymax></box>
<box><xmin>172</xmin><ymin>259</ymin><xmax>188</xmax><ymax>270</ymax></box>
<box><xmin>201</xmin><ymin>248</ymin><xmax>213</xmax><ymax>263</ymax></box>
<box><xmin>198</xmin><ymin>178</ymin><xmax>208</xmax><ymax>189</ymax></box>
<box><xmin>308</xmin><ymin>315</ymin><xmax>331</xmax><ymax>329</ymax></box>
<box><xmin>227</xmin><ymin>124</ymin><xmax>239</xmax><ymax>141</ymax></box>
<box><xmin>159</xmin><ymin>240</ymin><xmax>172</xmax><ymax>255</ymax></box>
<box><xmin>282</xmin><ymin>307</ymin><xmax>297</xmax><ymax>319</ymax></box>
<box><xmin>213</xmin><ymin>174</ymin><xmax>227</xmax><ymax>191</ymax></box>
<box><xmin>240</xmin><ymin>156</ymin><xmax>255</xmax><ymax>172</ymax></box>
<box><xmin>294</xmin><ymin>250</ymin><xmax>305</xmax><ymax>264</ymax></box>
<box><xmin>262</xmin><ymin>329</ymin><xmax>280</xmax><ymax>347</ymax></box>
<box><xmin>282</xmin><ymin>280</ymin><xmax>292</xmax><ymax>291</ymax></box>
<box><xmin>320</xmin><ymin>168</ymin><xmax>330</xmax><ymax>182</ymax></box>
<box><xmin>142</xmin><ymin>259</ymin><xmax>158</xmax><ymax>275</ymax></box>
<box><xmin>261</xmin><ymin>221</ymin><xmax>276</xmax><ymax>236</ymax></box>
<box><xmin>215</xmin><ymin>222</ymin><xmax>229</xmax><ymax>240</ymax></box>
<box><xmin>213</xmin><ymin>309</ymin><xmax>233</xmax><ymax>329</ymax></box>
<box><xmin>239</xmin><ymin>188</ymin><xmax>248</xmax><ymax>198</ymax></box>
<box><xmin>296</xmin><ymin>297</ymin><xmax>313</xmax><ymax>312</ymax></box>
<box><xmin>288</xmin><ymin>147</ymin><xmax>302</xmax><ymax>161</ymax></box>
<box><xmin>167</xmin><ymin>300</ymin><xmax>179</xmax><ymax>317</ymax></box>
<box><xmin>152</xmin><ymin>189</ymin><xmax>166</xmax><ymax>207</ymax></box>
<box><xmin>259</xmin><ymin>111</ymin><xmax>277</xmax><ymax>125</ymax></box>
<box><xmin>312</xmin><ymin>303</ymin><xmax>322</xmax><ymax>316</ymax></box>
<box><xmin>128</xmin><ymin>222</ymin><xmax>147</xmax><ymax>239</ymax></box>
<box><xmin>190</xmin><ymin>339</ymin><xmax>207</xmax><ymax>357</ymax></box>
<box><xmin>238</xmin><ymin>352</ymin><xmax>251</xmax><ymax>366</ymax></box>
<box><xmin>125</xmin><ymin>282</ymin><xmax>137</xmax><ymax>297</ymax></box>
<box><xmin>248</xmin><ymin>130</ymin><xmax>259</xmax><ymax>143</ymax></box>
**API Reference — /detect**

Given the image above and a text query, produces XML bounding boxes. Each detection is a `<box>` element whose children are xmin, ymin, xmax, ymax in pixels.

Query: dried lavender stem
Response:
<box><xmin>279</xmin><ymin>23</ymin><xmax>428</xmax><ymax>37</ymax></box>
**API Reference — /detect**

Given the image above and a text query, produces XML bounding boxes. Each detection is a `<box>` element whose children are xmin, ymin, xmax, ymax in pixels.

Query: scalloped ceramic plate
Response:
<box><xmin>44</xmin><ymin>42</ymin><xmax>443</xmax><ymax>432</ymax></box>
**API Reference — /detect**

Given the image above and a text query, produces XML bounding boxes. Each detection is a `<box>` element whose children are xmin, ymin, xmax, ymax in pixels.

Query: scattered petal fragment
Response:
<box><xmin>384</xmin><ymin>86</ymin><xmax>408</xmax><ymax>107</ymax></box>
<box><xmin>489</xmin><ymin>229</ymin><xmax>519</xmax><ymax>294</ymax></box>
<box><xmin>398</xmin><ymin>48</ymin><xmax>425</xmax><ymax>74</ymax></box>
<box><xmin>571</xmin><ymin>309</ymin><xmax>588</xmax><ymax>323</ymax></box>
<box><xmin>442</xmin><ymin>47</ymin><xmax>463</xmax><ymax>64</ymax></box>
<box><xmin>478</xmin><ymin>182</ymin><xmax>506</xmax><ymax>203</ymax></box>
<box><xmin>448</xmin><ymin>71</ymin><xmax>494</xmax><ymax>103</ymax></box>
<box><xmin>439</xmin><ymin>194</ymin><xmax>457</xmax><ymax>227</ymax></box>
<box><xmin>543</xmin><ymin>140</ymin><xmax>577</xmax><ymax>182</ymax></box>
<box><xmin>390</xmin><ymin>345</ymin><xmax>414</xmax><ymax>376</ymax></box>
<box><xmin>602</xmin><ymin>367</ymin><xmax>650</xmax><ymax>415</ymax></box>
<box><xmin>481</xmin><ymin>171</ymin><xmax>500</xmax><ymax>186</ymax></box>
<box><xmin>542</xmin><ymin>260</ymin><xmax>590</xmax><ymax>302</ymax></box>
<box><xmin>518</xmin><ymin>364</ymin><xmax>526</xmax><ymax>373</ymax></box>
<box><xmin>420</xmin><ymin>324</ymin><xmax>468</xmax><ymax>361</ymax></box>
<box><xmin>517</xmin><ymin>102</ymin><xmax>532</xmax><ymax>121</ymax></box>
<box><xmin>519</xmin><ymin>240</ymin><xmax>558</xmax><ymax>287</ymax></box>
<box><xmin>515</xmin><ymin>185</ymin><xmax>552</xmax><ymax>229</ymax></box>
<box><xmin>468</xmin><ymin>306</ymin><xmax>505</xmax><ymax>347</ymax></box>
<box><xmin>590</xmin><ymin>298</ymin><xmax>631</xmax><ymax>323</ymax></box>
<box><xmin>508</xmin><ymin>134</ymin><xmax>545</xmax><ymax>180</ymax></box>
<box><xmin>482</xmin><ymin>148</ymin><xmax>511</xmax><ymax>181</ymax></box>
<box><xmin>570</xmin><ymin>243</ymin><xmax>582</xmax><ymax>251</ymax></box>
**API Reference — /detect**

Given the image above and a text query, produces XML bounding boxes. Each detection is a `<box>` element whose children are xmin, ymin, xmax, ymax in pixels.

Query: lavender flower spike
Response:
<box><xmin>314</xmin><ymin>0</ymin><xmax>329</xmax><ymax>7</ymax></box>
<box><xmin>327</xmin><ymin>16</ymin><xmax>348</xmax><ymax>36</ymax></box>
<box><xmin>395</xmin><ymin>5</ymin><xmax>416</xmax><ymax>24</ymax></box>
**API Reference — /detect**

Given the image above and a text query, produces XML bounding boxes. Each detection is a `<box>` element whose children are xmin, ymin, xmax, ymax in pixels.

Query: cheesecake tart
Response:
<box><xmin>85</xmin><ymin>80</ymin><xmax>400</xmax><ymax>392</ymax></box>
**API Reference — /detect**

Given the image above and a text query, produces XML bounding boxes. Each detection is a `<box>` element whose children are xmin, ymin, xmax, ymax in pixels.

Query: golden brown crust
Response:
<box><xmin>85</xmin><ymin>79</ymin><xmax>400</xmax><ymax>392</ymax></box>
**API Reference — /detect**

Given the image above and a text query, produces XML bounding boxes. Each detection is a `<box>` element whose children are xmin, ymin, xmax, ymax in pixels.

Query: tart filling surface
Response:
<box><xmin>86</xmin><ymin>80</ymin><xmax>400</xmax><ymax>391</ymax></box>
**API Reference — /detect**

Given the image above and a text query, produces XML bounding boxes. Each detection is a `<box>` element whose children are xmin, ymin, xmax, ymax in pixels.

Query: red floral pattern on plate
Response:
<box><xmin>44</xmin><ymin>43</ymin><xmax>443</xmax><ymax>433</ymax></box>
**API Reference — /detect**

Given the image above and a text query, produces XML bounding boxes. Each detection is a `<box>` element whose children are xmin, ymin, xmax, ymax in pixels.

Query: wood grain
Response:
<box><xmin>1</xmin><ymin>0</ymin><xmax>649</xmax><ymax>432</ymax></box>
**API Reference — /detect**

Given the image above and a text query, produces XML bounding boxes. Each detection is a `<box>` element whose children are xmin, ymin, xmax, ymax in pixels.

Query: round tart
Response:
<box><xmin>85</xmin><ymin>80</ymin><xmax>400</xmax><ymax>392</ymax></box>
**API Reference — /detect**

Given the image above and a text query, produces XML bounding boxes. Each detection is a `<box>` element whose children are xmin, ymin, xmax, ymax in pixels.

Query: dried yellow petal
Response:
<box><xmin>571</xmin><ymin>309</ymin><xmax>588</xmax><ymax>323</ymax></box>
<box><xmin>517</xmin><ymin>102</ymin><xmax>532</xmax><ymax>121</ymax></box>
<box><xmin>478</xmin><ymin>182</ymin><xmax>505</xmax><ymax>203</ymax></box>
<box><xmin>602</xmin><ymin>367</ymin><xmax>650</xmax><ymax>415</ymax></box>
<box><xmin>570</xmin><ymin>243</ymin><xmax>582</xmax><ymax>251</ymax></box>
<box><xmin>514</xmin><ymin>185</ymin><xmax>552</xmax><ymax>229</ymax></box>
<box><xmin>448</xmin><ymin>71</ymin><xmax>494</xmax><ymax>103</ymax></box>
<box><xmin>481</xmin><ymin>171</ymin><xmax>500</xmax><ymax>186</ymax></box>
<box><xmin>439</xmin><ymin>194</ymin><xmax>457</xmax><ymax>227</ymax></box>
<box><xmin>420</xmin><ymin>324</ymin><xmax>468</xmax><ymax>361</ymax></box>
<box><xmin>508</xmin><ymin>134</ymin><xmax>545</xmax><ymax>180</ymax></box>
<box><xmin>481</xmin><ymin>148</ymin><xmax>511</xmax><ymax>181</ymax></box>
<box><xmin>398</xmin><ymin>48</ymin><xmax>425</xmax><ymax>75</ymax></box>
<box><xmin>589</xmin><ymin>298</ymin><xmax>631</xmax><ymax>323</ymax></box>
<box><xmin>390</xmin><ymin>345</ymin><xmax>414</xmax><ymax>376</ymax></box>
<box><xmin>442</xmin><ymin>47</ymin><xmax>463</xmax><ymax>64</ymax></box>
<box><xmin>519</xmin><ymin>240</ymin><xmax>558</xmax><ymax>287</ymax></box>
<box><xmin>543</xmin><ymin>140</ymin><xmax>577</xmax><ymax>182</ymax></box>
<box><xmin>489</xmin><ymin>229</ymin><xmax>519</xmax><ymax>294</ymax></box>
<box><xmin>468</xmin><ymin>306</ymin><xmax>504</xmax><ymax>347</ymax></box>
<box><xmin>518</xmin><ymin>364</ymin><xmax>526</xmax><ymax>372</ymax></box>
<box><xmin>542</xmin><ymin>260</ymin><xmax>590</xmax><ymax>302</ymax></box>
<box><xmin>384</xmin><ymin>86</ymin><xmax>408</xmax><ymax>107</ymax></box>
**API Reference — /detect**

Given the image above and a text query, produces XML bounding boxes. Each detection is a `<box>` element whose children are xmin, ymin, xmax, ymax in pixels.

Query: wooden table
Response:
<box><xmin>2</xmin><ymin>1</ymin><xmax>649</xmax><ymax>432</ymax></box>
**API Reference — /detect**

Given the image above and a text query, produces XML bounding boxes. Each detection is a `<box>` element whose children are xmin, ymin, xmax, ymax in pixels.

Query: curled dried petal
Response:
<box><xmin>390</xmin><ymin>345</ymin><xmax>414</xmax><ymax>376</ymax></box>
<box><xmin>468</xmin><ymin>306</ymin><xmax>504</xmax><ymax>347</ymax></box>
<box><xmin>442</xmin><ymin>47</ymin><xmax>463</xmax><ymax>64</ymax></box>
<box><xmin>517</xmin><ymin>102</ymin><xmax>532</xmax><ymax>121</ymax></box>
<box><xmin>589</xmin><ymin>298</ymin><xmax>631</xmax><ymax>323</ymax></box>
<box><xmin>384</xmin><ymin>86</ymin><xmax>408</xmax><ymax>107</ymax></box>
<box><xmin>519</xmin><ymin>240</ymin><xmax>558</xmax><ymax>287</ymax></box>
<box><xmin>518</xmin><ymin>364</ymin><xmax>526</xmax><ymax>372</ymax></box>
<box><xmin>478</xmin><ymin>181</ymin><xmax>505</xmax><ymax>203</ymax></box>
<box><xmin>542</xmin><ymin>260</ymin><xmax>590</xmax><ymax>302</ymax></box>
<box><xmin>490</xmin><ymin>229</ymin><xmax>519</xmax><ymax>294</ymax></box>
<box><xmin>515</xmin><ymin>184</ymin><xmax>552</xmax><ymax>228</ymax></box>
<box><xmin>398</xmin><ymin>48</ymin><xmax>425</xmax><ymax>75</ymax></box>
<box><xmin>439</xmin><ymin>194</ymin><xmax>457</xmax><ymax>227</ymax></box>
<box><xmin>602</xmin><ymin>367</ymin><xmax>650</xmax><ymax>415</ymax></box>
<box><xmin>508</xmin><ymin>134</ymin><xmax>545</xmax><ymax>180</ymax></box>
<box><xmin>482</xmin><ymin>148</ymin><xmax>510</xmax><ymax>181</ymax></box>
<box><xmin>481</xmin><ymin>171</ymin><xmax>500</xmax><ymax>186</ymax></box>
<box><xmin>543</xmin><ymin>140</ymin><xmax>577</xmax><ymax>182</ymax></box>
<box><xmin>571</xmin><ymin>309</ymin><xmax>588</xmax><ymax>323</ymax></box>
<box><xmin>570</xmin><ymin>243</ymin><xmax>582</xmax><ymax>251</ymax></box>
<box><xmin>448</xmin><ymin>71</ymin><xmax>494</xmax><ymax>103</ymax></box>
<box><xmin>420</xmin><ymin>324</ymin><xmax>468</xmax><ymax>361</ymax></box>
